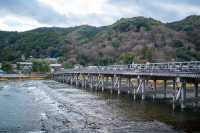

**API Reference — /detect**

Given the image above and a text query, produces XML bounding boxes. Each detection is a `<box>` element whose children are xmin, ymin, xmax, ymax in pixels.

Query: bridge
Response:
<box><xmin>52</xmin><ymin>61</ymin><xmax>200</xmax><ymax>110</ymax></box>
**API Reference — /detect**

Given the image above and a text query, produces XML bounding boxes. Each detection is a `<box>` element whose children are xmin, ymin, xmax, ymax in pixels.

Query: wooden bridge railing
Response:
<box><xmin>56</xmin><ymin>61</ymin><xmax>200</xmax><ymax>75</ymax></box>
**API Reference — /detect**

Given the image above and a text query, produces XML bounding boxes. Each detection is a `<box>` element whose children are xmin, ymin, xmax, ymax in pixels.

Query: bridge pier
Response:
<box><xmin>90</xmin><ymin>75</ymin><xmax>94</xmax><ymax>89</ymax></box>
<box><xmin>153</xmin><ymin>80</ymin><xmax>157</xmax><ymax>100</ymax></box>
<box><xmin>195</xmin><ymin>82</ymin><xmax>199</xmax><ymax>106</ymax></box>
<box><xmin>101</xmin><ymin>75</ymin><xmax>105</xmax><ymax>92</ymax></box>
<box><xmin>181</xmin><ymin>82</ymin><xmax>187</xmax><ymax>110</ymax></box>
<box><xmin>164</xmin><ymin>80</ymin><xmax>167</xmax><ymax>98</ymax></box>
<box><xmin>142</xmin><ymin>79</ymin><xmax>145</xmax><ymax>100</ymax></box>
<box><xmin>127</xmin><ymin>78</ymin><xmax>131</xmax><ymax>94</ymax></box>
<box><xmin>76</xmin><ymin>75</ymin><xmax>79</xmax><ymax>87</ymax></box>
<box><xmin>118</xmin><ymin>77</ymin><xmax>122</xmax><ymax>95</ymax></box>
<box><xmin>110</xmin><ymin>76</ymin><xmax>114</xmax><ymax>94</ymax></box>
<box><xmin>172</xmin><ymin>80</ymin><xmax>176</xmax><ymax>110</ymax></box>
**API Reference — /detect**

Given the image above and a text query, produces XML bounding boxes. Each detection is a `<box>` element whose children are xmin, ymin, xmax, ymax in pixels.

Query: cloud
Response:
<box><xmin>0</xmin><ymin>15</ymin><xmax>51</xmax><ymax>31</ymax></box>
<box><xmin>0</xmin><ymin>0</ymin><xmax>69</xmax><ymax>26</ymax></box>
<box><xmin>153</xmin><ymin>2</ymin><xmax>200</xmax><ymax>19</ymax></box>
<box><xmin>0</xmin><ymin>0</ymin><xmax>200</xmax><ymax>31</ymax></box>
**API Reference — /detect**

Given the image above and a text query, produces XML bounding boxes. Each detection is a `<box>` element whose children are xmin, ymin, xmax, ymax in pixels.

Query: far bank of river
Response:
<box><xmin>0</xmin><ymin>74</ymin><xmax>48</xmax><ymax>81</ymax></box>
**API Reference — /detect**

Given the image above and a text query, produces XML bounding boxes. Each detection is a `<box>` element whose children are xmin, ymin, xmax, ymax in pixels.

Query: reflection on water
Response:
<box><xmin>0</xmin><ymin>80</ymin><xmax>199</xmax><ymax>133</ymax></box>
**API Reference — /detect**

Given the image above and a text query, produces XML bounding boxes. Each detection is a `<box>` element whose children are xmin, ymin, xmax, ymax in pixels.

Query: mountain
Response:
<box><xmin>0</xmin><ymin>15</ymin><xmax>200</xmax><ymax>66</ymax></box>
<box><xmin>168</xmin><ymin>15</ymin><xmax>200</xmax><ymax>51</ymax></box>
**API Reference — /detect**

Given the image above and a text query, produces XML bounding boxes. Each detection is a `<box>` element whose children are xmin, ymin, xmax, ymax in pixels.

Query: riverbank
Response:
<box><xmin>0</xmin><ymin>74</ymin><xmax>49</xmax><ymax>81</ymax></box>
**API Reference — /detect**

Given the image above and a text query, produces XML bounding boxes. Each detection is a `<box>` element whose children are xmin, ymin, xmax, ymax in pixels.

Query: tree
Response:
<box><xmin>141</xmin><ymin>46</ymin><xmax>153</xmax><ymax>62</ymax></box>
<box><xmin>32</xmin><ymin>61</ymin><xmax>50</xmax><ymax>73</ymax></box>
<box><xmin>119</xmin><ymin>53</ymin><xmax>135</xmax><ymax>64</ymax></box>
<box><xmin>1</xmin><ymin>62</ymin><xmax>13</xmax><ymax>73</ymax></box>
<box><xmin>64</xmin><ymin>63</ymin><xmax>73</xmax><ymax>69</ymax></box>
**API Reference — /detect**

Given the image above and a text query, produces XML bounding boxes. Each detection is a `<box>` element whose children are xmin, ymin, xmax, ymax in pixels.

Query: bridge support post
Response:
<box><xmin>84</xmin><ymin>75</ymin><xmax>88</xmax><ymax>88</ymax></box>
<box><xmin>128</xmin><ymin>78</ymin><xmax>131</xmax><ymax>94</ymax></box>
<box><xmin>181</xmin><ymin>81</ymin><xmax>186</xmax><ymax>110</ymax></box>
<box><xmin>164</xmin><ymin>80</ymin><xmax>167</xmax><ymax>98</ymax></box>
<box><xmin>62</xmin><ymin>75</ymin><xmax>65</xmax><ymax>83</ymax></box>
<box><xmin>90</xmin><ymin>75</ymin><xmax>93</xmax><ymax>89</ymax></box>
<box><xmin>106</xmin><ymin>76</ymin><xmax>109</xmax><ymax>88</ymax></box>
<box><xmin>118</xmin><ymin>77</ymin><xmax>121</xmax><ymax>95</ymax></box>
<box><xmin>142</xmin><ymin>79</ymin><xmax>145</xmax><ymax>100</ymax></box>
<box><xmin>133</xmin><ymin>80</ymin><xmax>137</xmax><ymax>100</ymax></box>
<box><xmin>76</xmin><ymin>75</ymin><xmax>79</xmax><ymax>87</ymax></box>
<box><xmin>195</xmin><ymin>82</ymin><xmax>199</xmax><ymax>106</ymax></box>
<box><xmin>81</xmin><ymin>75</ymin><xmax>84</xmax><ymax>88</ymax></box>
<box><xmin>153</xmin><ymin>80</ymin><xmax>157</xmax><ymax>100</ymax></box>
<box><xmin>70</xmin><ymin>75</ymin><xmax>72</xmax><ymax>84</ymax></box>
<box><xmin>172</xmin><ymin>80</ymin><xmax>176</xmax><ymax>110</ymax></box>
<box><xmin>110</xmin><ymin>76</ymin><xmax>113</xmax><ymax>94</ymax></box>
<box><xmin>95</xmin><ymin>75</ymin><xmax>98</xmax><ymax>91</ymax></box>
<box><xmin>101</xmin><ymin>75</ymin><xmax>105</xmax><ymax>92</ymax></box>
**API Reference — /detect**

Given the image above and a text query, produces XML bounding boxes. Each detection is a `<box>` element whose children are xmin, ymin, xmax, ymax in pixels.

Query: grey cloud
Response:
<box><xmin>0</xmin><ymin>0</ymin><xmax>68</xmax><ymax>25</ymax></box>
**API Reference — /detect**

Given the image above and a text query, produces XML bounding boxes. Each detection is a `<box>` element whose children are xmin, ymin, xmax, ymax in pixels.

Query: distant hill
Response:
<box><xmin>0</xmin><ymin>15</ymin><xmax>200</xmax><ymax>66</ymax></box>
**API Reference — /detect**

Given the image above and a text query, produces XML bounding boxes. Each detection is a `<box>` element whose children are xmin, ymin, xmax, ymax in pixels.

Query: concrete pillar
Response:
<box><xmin>146</xmin><ymin>80</ymin><xmax>149</xmax><ymax>88</ymax></box>
<box><xmin>81</xmin><ymin>75</ymin><xmax>84</xmax><ymax>88</ymax></box>
<box><xmin>118</xmin><ymin>89</ymin><xmax>121</xmax><ymax>95</ymax></box>
<box><xmin>164</xmin><ymin>80</ymin><xmax>167</xmax><ymax>98</ymax></box>
<box><xmin>90</xmin><ymin>75</ymin><xmax>93</xmax><ymax>89</ymax></box>
<box><xmin>84</xmin><ymin>75</ymin><xmax>87</xmax><ymax>88</ymax></box>
<box><xmin>118</xmin><ymin>77</ymin><xmax>121</xmax><ymax>95</ymax></box>
<box><xmin>63</xmin><ymin>75</ymin><xmax>65</xmax><ymax>83</ymax></box>
<box><xmin>195</xmin><ymin>82</ymin><xmax>198</xmax><ymax>98</ymax></box>
<box><xmin>106</xmin><ymin>76</ymin><xmax>109</xmax><ymax>87</ymax></box>
<box><xmin>110</xmin><ymin>77</ymin><xmax>114</xmax><ymax>94</ymax></box>
<box><xmin>181</xmin><ymin>82</ymin><xmax>186</xmax><ymax>109</ymax></box>
<box><xmin>101</xmin><ymin>75</ymin><xmax>104</xmax><ymax>92</ymax></box>
<box><xmin>70</xmin><ymin>76</ymin><xmax>72</xmax><ymax>85</ymax></box>
<box><xmin>195</xmin><ymin>82</ymin><xmax>199</xmax><ymax>106</ymax></box>
<box><xmin>119</xmin><ymin>77</ymin><xmax>122</xmax><ymax>88</ymax></box>
<box><xmin>95</xmin><ymin>76</ymin><xmax>98</xmax><ymax>91</ymax></box>
<box><xmin>142</xmin><ymin>79</ymin><xmax>145</xmax><ymax>100</ymax></box>
<box><xmin>133</xmin><ymin>85</ymin><xmax>136</xmax><ymax>101</ymax></box>
<box><xmin>153</xmin><ymin>80</ymin><xmax>157</xmax><ymax>100</ymax></box>
<box><xmin>128</xmin><ymin>78</ymin><xmax>131</xmax><ymax>94</ymax></box>
<box><xmin>76</xmin><ymin>75</ymin><xmax>78</xmax><ymax>87</ymax></box>
<box><xmin>172</xmin><ymin>80</ymin><xmax>176</xmax><ymax>110</ymax></box>
<box><xmin>110</xmin><ymin>89</ymin><xmax>113</xmax><ymax>94</ymax></box>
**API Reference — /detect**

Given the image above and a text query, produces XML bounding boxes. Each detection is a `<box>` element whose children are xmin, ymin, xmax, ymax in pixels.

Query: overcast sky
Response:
<box><xmin>0</xmin><ymin>0</ymin><xmax>200</xmax><ymax>31</ymax></box>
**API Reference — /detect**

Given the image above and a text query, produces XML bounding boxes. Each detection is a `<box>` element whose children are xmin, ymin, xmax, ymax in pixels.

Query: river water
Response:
<box><xmin>0</xmin><ymin>80</ymin><xmax>200</xmax><ymax>133</ymax></box>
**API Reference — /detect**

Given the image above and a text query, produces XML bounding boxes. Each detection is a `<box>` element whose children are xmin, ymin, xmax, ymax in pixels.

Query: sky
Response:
<box><xmin>0</xmin><ymin>0</ymin><xmax>200</xmax><ymax>31</ymax></box>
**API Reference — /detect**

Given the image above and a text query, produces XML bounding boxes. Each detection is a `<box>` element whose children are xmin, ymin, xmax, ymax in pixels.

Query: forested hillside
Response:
<box><xmin>0</xmin><ymin>15</ymin><xmax>200</xmax><ymax>66</ymax></box>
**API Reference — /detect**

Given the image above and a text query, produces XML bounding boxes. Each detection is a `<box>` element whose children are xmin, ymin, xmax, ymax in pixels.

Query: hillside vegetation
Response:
<box><xmin>0</xmin><ymin>15</ymin><xmax>200</xmax><ymax>66</ymax></box>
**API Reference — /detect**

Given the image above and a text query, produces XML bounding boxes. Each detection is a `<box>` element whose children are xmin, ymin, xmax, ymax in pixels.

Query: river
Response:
<box><xmin>0</xmin><ymin>80</ymin><xmax>200</xmax><ymax>133</ymax></box>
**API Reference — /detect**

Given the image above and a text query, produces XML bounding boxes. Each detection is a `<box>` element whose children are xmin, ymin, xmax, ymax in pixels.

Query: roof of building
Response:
<box><xmin>17</xmin><ymin>62</ymin><xmax>33</xmax><ymax>65</ymax></box>
<box><xmin>50</xmin><ymin>64</ymin><xmax>62</xmax><ymax>67</ymax></box>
